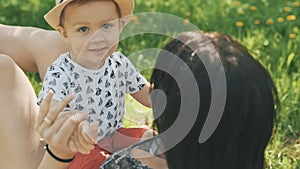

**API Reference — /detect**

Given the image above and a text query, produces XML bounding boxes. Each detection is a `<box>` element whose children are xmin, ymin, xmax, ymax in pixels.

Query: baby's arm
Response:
<box><xmin>130</xmin><ymin>82</ymin><xmax>152</xmax><ymax>108</ymax></box>
<box><xmin>121</xmin><ymin>54</ymin><xmax>152</xmax><ymax>108</ymax></box>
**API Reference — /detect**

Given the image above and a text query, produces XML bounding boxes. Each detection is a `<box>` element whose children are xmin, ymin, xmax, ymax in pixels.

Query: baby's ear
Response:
<box><xmin>118</xmin><ymin>14</ymin><xmax>132</xmax><ymax>31</ymax></box>
<box><xmin>57</xmin><ymin>26</ymin><xmax>68</xmax><ymax>42</ymax></box>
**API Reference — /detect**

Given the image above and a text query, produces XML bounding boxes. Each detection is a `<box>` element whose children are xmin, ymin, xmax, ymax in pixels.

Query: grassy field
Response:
<box><xmin>1</xmin><ymin>0</ymin><xmax>299</xmax><ymax>168</ymax></box>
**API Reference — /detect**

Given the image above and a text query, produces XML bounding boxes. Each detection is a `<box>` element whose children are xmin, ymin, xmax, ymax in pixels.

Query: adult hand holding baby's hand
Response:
<box><xmin>36</xmin><ymin>90</ymin><xmax>91</xmax><ymax>159</ymax></box>
<box><xmin>68</xmin><ymin>119</ymin><xmax>98</xmax><ymax>154</ymax></box>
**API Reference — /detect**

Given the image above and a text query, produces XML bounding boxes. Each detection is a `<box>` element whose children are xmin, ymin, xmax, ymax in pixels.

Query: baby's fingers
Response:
<box><xmin>71</xmin><ymin>128</ymin><xmax>94</xmax><ymax>154</ymax></box>
<box><xmin>81</xmin><ymin>121</ymin><xmax>98</xmax><ymax>144</ymax></box>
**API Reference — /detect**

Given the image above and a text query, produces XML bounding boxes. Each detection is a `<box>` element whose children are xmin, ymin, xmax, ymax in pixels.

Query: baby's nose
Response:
<box><xmin>89</xmin><ymin>31</ymin><xmax>105</xmax><ymax>43</ymax></box>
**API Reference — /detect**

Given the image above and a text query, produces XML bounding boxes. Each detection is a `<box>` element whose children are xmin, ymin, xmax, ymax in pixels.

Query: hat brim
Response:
<box><xmin>44</xmin><ymin>0</ymin><xmax>134</xmax><ymax>30</ymax></box>
<box><xmin>44</xmin><ymin>0</ymin><xmax>72</xmax><ymax>30</ymax></box>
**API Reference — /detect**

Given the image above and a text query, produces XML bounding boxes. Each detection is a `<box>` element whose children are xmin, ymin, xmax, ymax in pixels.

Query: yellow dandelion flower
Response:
<box><xmin>283</xmin><ymin>7</ymin><xmax>292</xmax><ymax>12</ymax></box>
<box><xmin>234</xmin><ymin>1</ymin><xmax>240</xmax><ymax>7</ymax></box>
<box><xmin>236</xmin><ymin>21</ymin><xmax>244</xmax><ymax>27</ymax></box>
<box><xmin>266</xmin><ymin>19</ymin><xmax>274</xmax><ymax>25</ymax></box>
<box><xmin>238</xmin><ymin>8</ymin><xmax>245</xmax><ymax>14</ymax></box>
<box><xmin>277</xmin><ymin>17</ymin><xmax>285</xmax><ymax>23</ymax></box>
<box><xmin>185</xmin><ymin>12</ymin><xmax>191</xmax><ymax>17</ymax></box>
<box><xmin>287</xmin><ymin>15</ymin><xmax>296</xmax><ymax>21</ymax></box>
<box><xmin>254</xmin><ymin>20</ymin><xmax>260</xmax><ymax>25</ymax></box>
<box><xmin>183</xmin><ymin>19</ymin><xmax>190</xmax><ymax>25</ymax></box>
<box><xmin>293</xmin><ymin>2</ymin><xmax>299</xmax><ymax>7</ymax></box>
<box><xmin>249</xmin><ymin>6</ymin><xmax>257</xmax><ymax>11</ymax></box>
<box><xmin>289</xmin><ymin>34</ymin><xmax>296</xmax><ymax>39</ymax></box>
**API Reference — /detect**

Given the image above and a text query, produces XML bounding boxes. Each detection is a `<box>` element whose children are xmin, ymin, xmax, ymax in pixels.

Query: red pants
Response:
<box><xmin>68</xmin><ymin>127</ymin><xmax>149</xmax><ymax>169</ymax></box>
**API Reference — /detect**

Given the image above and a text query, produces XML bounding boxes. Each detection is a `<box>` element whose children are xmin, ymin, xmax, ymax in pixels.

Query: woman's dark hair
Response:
<box><xmin>150</xmin><ymin>31</ymin><xmax>278</xmax><ymax>169</ymax></box>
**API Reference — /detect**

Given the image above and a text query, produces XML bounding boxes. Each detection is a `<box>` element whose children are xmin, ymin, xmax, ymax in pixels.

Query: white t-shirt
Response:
<box><xmin>37</xmin><ymin>52</ymin><xmax>147</xmax><ymax>141</ymax></box>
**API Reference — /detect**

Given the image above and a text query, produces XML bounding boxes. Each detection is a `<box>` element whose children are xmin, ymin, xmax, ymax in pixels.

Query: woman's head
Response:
<box><xmin>150</xmin><ymin>31</ymin><xmax>278</xmax><ymax>169</ymax></box>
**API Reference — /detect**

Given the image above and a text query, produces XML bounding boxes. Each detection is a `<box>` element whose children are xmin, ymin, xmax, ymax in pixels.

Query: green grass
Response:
<box><xmin>1</xmin><ymin>0</ymin><xmax>299</xmax><ymax>168</ymax></box>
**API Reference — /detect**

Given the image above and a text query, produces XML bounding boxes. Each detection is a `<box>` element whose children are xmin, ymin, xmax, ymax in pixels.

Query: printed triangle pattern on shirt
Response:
<box><xmin>37</xmin><ymin>52</ymin><xmax>147</xmax><ymax>141</ymax></box>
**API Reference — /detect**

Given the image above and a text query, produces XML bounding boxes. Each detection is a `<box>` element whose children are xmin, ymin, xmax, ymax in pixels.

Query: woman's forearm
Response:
<box><xmin>38</xmin><ymin>152</ymin><xmax>71</xmax><ymax>169</ymax></box>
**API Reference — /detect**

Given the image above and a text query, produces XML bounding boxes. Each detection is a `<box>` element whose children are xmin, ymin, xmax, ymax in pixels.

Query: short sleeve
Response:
<box><xmin>123</xmin><ymin>56</ymin><xmax>147</xmax><ymax>94</ymax></box>
<box><xmin>37</xmin><ymin>64</ymin><xmax>70</xmax><ymax>106</ymax></box>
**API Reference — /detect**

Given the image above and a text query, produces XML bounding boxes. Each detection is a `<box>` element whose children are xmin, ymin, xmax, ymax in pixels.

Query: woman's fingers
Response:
<box><xmin>40</xmin><ymin>111</ymin><xmax>75</xmax><ymax>142</ymax></box>
<box><xmin>36</xmin><ymin>91</ymin><xmax>55</xmax><ymax>135</ymax></box>
<box><xmin>36</xmin><ymin>91</ymin><xmax>97</xmax><ymax>155</ymax></box>
<box><xmin>36</xmin><ymin>90</ymin><xmax>74</xmax><ymax>131</ymax></box>
<box><xmin>43</xmin><ymin>113</ymin><xmax>88</xmax><ymax>157</ymax></box>
<box><xmin>36</xmin><ymin>98</ymin><xmax>75</xmax><ymax>138</ymax></box>
<box><xmin>56</xmin><ymin>113</ymin><xmax>87</xmax><ymax>144</ymax></box>
<box><xmin>37</xmin><ymin>90</ymin><xmax>54</xmax><ymax>127</ymax></box>
<box><xmin>46</xmin><ymin>94</ymin><xmax>75</xmax><ymax>124</ymax></box>
<box><xmin>71</xmin><ymin>135</ymin><xmax>92</xmax><ymax>154</ymax></box>
<box><xmin>36</xmin><ymin>91</ymin><xmax>98</xmax><ymax>157</ymax></box>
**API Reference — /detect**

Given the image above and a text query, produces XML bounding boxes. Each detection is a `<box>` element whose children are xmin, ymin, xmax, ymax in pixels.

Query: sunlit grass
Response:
<box><xmin>124</xmin><ymin>95</ymin><xmax>153</xmax><ymax>128</ymax></box>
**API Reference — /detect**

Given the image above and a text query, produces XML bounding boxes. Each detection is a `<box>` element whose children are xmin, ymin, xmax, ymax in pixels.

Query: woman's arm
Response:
<box><xmin>0</xmin><ymin>24</ymin><xmax>69</xmax><ymax>78</ymax></box>
<box><xmin>38</xmin><ymin>151</ymin><xmax>72</xmax><ymax>169</ymax></box>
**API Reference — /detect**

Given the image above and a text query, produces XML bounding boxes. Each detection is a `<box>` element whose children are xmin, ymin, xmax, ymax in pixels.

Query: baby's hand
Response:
<box><xmin>81</xmin><ymin>120</ymin><xmax>98</xmax><ymax>144</ymax></box>
<box><xmin>68</xmin><ymin>120</ymin><xmax>98</xmax><ymax>154</ymax></box>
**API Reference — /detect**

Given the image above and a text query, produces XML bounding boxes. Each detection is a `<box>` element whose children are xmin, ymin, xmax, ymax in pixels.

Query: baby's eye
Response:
<box><xmin>102</xmin><ymin>23</ymin><xmax>113</xmax><ymax>29</ymax></box>
<box><xmin>79</xmin><ymin>27</ymin><xmax>89</xmax><ymax>33</ymax></box>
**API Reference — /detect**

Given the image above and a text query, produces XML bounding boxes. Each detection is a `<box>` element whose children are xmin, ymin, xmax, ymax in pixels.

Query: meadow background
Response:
<box><xmin>0</xmin><ymin>0</ymin><xmax>299</xmax><ymax>168</ymax></box>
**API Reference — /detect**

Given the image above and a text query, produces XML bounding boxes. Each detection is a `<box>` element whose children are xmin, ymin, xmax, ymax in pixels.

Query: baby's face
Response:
<box><xmin>59</xmin><ymin>0</ymin><xmax>123</xmax><ymax>69</ymax></box>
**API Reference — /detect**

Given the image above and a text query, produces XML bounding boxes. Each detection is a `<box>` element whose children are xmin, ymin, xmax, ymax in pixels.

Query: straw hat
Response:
<box><xmin>44</xmin><ymin>0</ymin><xmax>134</xmax><ymax>29</ymax></box>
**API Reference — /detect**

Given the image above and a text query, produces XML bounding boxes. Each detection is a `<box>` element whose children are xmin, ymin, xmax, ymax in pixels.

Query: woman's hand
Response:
<box><xmin>68</xmin><ymin>120</ymin><xmax>98</xmax><ymax>154</ymax></box>
<box><xmin>35</xmin><ymin>90</ymin><xmax>93</xmax><ymax>158</ymax></box>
